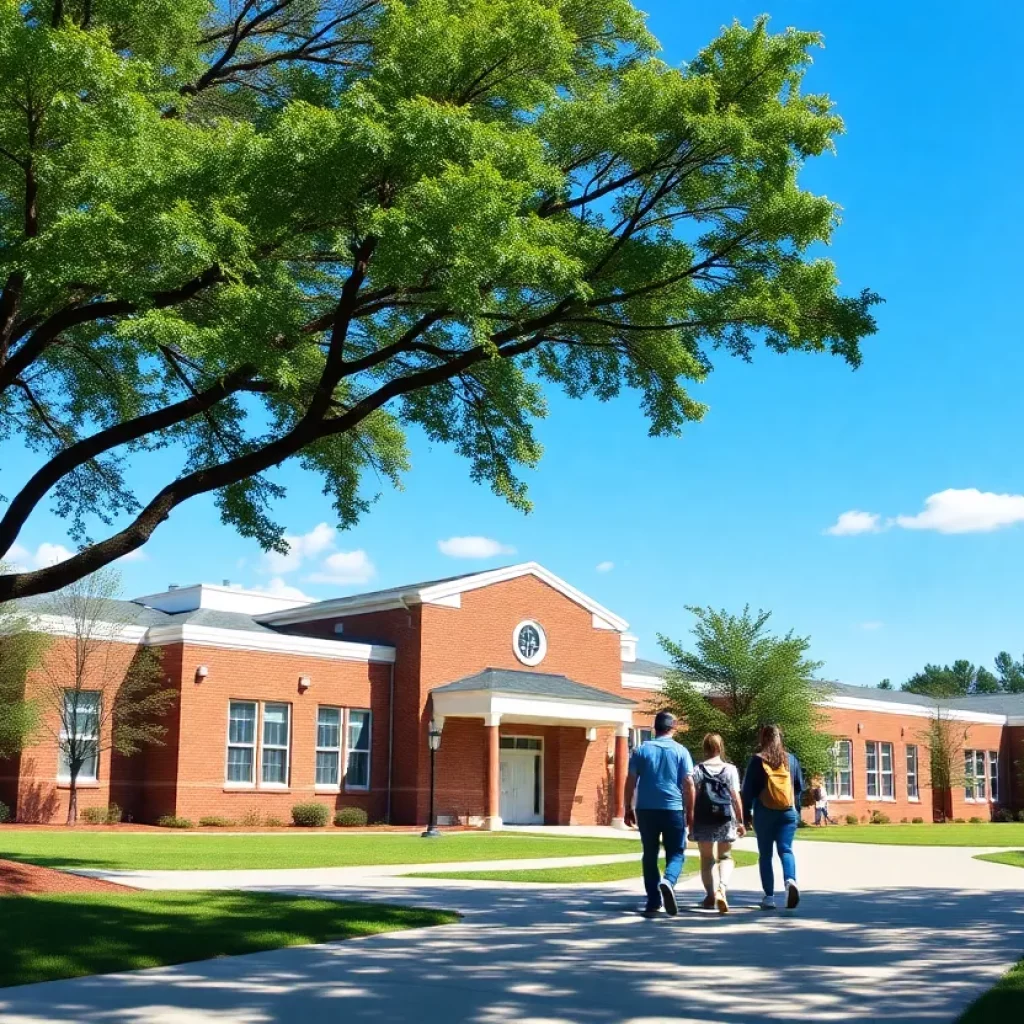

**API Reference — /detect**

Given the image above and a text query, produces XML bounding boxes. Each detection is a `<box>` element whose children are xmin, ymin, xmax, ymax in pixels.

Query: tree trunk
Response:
<box><xmin>66</xmin><ymin>772</ymin><xmax>78</xmax><ymax>825</ymax></box>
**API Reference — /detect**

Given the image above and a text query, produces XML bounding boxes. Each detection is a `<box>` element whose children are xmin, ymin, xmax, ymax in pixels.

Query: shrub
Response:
<box><xmin>1017</xmin><ymin>810</ymin><xmax>1024</xmax><ymax>823</ymax></box>
<box><xmin>869</xmin><ymin>810</ymin><xmax>890</xmax><ymax>825</ymax></box>
<box><xmin>238</xmin><ymin>808</ymin><xmax>262</xmax><ymax>827</ymax></box>
<box><xmin>291</xmin><ymin>802</ymin><xmax>329</xmax><ymax>827</ymax></box>
<box><xmin>0</xmin><ymin>800</ymin><xmax>10</xmax><ymax>824</ymax></box>
<box><xmin>157</xmin><ymin>815</ymin><xmax>194</xmax><ymax>829</ymax></box>
<box><xmin>81</xmin><ymin>804</ymin><xmax>122</xmax><ymax>825</ymax></box>
<box><xmin>264</xmin><ymin>815</ymin><xmax>284</xmax><ymax>827</ymax></box>
<box><xmin>953</xmin><ymin>817</ymin><xmax>966</xmax><ymax>824</ymax></box>
<box><xmin>845</xmin><ymin>814</ymin><xmax>859</xmax><ymax>826</ymax></box>
<box><xmin>107</xmin><ymin>802</ymin><xmax>123</xmax><ymax>824</ymax></box>
<box><xmin>198</xmin><ymin>815</ymin><xmax>234</xmax><ymax>828</ymax></box>
<box><xmin>335</xmin><ymin>807</ymin><xmax>369</xmax><ymax>828</ymax></box>
<box><xmin>993</xmin><ymin>807</ymin><xmax>1014</xmax><ymax>823</ymax></box>
<box><xmin>968</xmin><ymin>816</ymin><xmax>985</xmax><ymax>824</ymax></box>
<box><xmin>912</xmin><ymin>817</ymin><xmax>925</xmax><ymax>824</ymax></box>
<box><xmin>900</xmin><ymin>817</ymin><xmax>908</xmax><ymax>824</ymax></box>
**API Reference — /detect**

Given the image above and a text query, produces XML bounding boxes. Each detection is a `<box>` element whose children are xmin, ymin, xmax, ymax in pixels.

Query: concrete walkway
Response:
<box><xmin>2</xmin><ymin>842</ymin><xmax>1022</xmax><ymax>1023</ymax></box>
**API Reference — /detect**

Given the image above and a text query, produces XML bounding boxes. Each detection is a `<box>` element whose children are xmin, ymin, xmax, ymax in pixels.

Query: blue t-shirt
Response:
<box><xmin>629</xmin><ymin>737</ymin><xmax>694</xmax><ymax>811</ymax></box>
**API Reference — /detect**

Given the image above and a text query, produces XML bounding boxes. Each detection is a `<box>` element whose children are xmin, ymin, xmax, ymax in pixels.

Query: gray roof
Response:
<box><xmin>433</xmin><ymin>668</ymin><xmax>635</xmax><ymax>706</ymax></box>
<box><xmin>626</xmin><ymin>658</ymin><xmax>672</xmax><ymax>678</ymax></box>
<box><xmin>819</xmin><ymin>679</ymin><xmax>1024</xmax><ymax>716</ymax></box>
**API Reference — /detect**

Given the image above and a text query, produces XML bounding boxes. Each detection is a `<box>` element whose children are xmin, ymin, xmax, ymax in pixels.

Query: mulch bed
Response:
<box><xmin>0</xmin><ymin>859</ymin><xmax>133</xmax><ymax>896</ymax></box>
<box><xmin>0</xmin><ymin>823</ymin><xmax>472</xmax><ymax>834</ymax></box>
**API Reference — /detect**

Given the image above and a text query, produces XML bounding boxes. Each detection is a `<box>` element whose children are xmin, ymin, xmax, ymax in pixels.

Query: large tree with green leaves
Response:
<box><xmin>658</xmin><ymin>606</ymin><xmax>834</xmax><ymax>781</ymax></box>
<box><xmin>902</xmin><ymin>660</ymin><xmax>1000</xmax><ymax>697</ymax></box>
<box><xmin>0</xmin><ymin>1</ymin><xmax>879</xmax><ymax>601</ymax></box>
<box><xmin>0</xmin><ymin>562</ymin><xmax>47</xmax><ymax>759</ymax></box>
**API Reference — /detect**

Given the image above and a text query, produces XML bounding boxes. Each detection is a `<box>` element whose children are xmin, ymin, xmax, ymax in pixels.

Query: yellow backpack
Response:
<box><xmin>759</xmin><ymin>755</ymin><xmax>793</xmax><ymax>810</ymax></box>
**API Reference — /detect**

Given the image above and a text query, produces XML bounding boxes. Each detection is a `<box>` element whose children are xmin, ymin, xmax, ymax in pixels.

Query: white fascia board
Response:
<box><xmin>22</xmin><ymin>614</ymin><xmax>149</xmax><ymax>645</ymax></box>
<box><xmin>817</xmin><ymin>695</ymin><xmax>1007</xmax><ymax>725</ymax></box>
<box><xmin>432</xmin><ymin>688</ymin><xmax>633</xmax><ymax>728</ymax></box>
<box><xmin>621</xmin><ymin>672</ymin><xmax>664</xmax><ymax>691</ymax></box>
<box><xmin>1003</xmin><ymin>716</ymin><xmax>1024</xmax><ymax>726</ymax></box>
<box><xmin>255</xmin><ymin>593</ymin><xmax>411</xmax><ymax>625</ymax></box>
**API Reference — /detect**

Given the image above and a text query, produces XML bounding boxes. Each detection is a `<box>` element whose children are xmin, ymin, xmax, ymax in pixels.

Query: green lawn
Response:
<box><xmin>0</xmin><ymin>891</ymin><xmax>456</xmax><ymax>988</ymax></box>
<box><xmin>957</xmin><ymin>957</ymin><xmax>1024</xmax><ymax>1023</ymax></box>
<box><xmin>0</xmin><ymin>831</ymin><xmax>638</xmax><ymax>871</ymax></box>
<box><xmin>974</xmin><ymin>851</ymin><xmax>1024</xmax><ymax>870</ymax></box>
<box><xmin>407</xmin><ymin>849</ymin><xmax>757</xmax><ymax>883</ymax></box>
<box><xmin>796</xmin><ymin>823</ymin><xmax>1024</xmax><ymax>847</ymax></box>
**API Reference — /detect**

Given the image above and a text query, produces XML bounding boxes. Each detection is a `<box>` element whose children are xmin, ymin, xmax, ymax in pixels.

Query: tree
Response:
<box><xmin>658</xmin><ymin>606</ymin><xmax>835</xmax><ymax>782</ymax></box>
<box><xmin>0</xmin><ymin>561</ymin><xmax>47</xmax><ymax>759</ymax></box>
<box><xmin>902</xmin><ymin>660</ymin><xmax>999</xmax><ymax>697</ymax></box>
<box><xmin>0</xmin><ymin>3</ymin><xmax>879</xmax><ymax>601</ymax></box>
<box><xmin>34</xmin><ymin>569</ymin><xmax>176</xmax><ymax>823</ymax></box>
<box><xmin>919</xmin><ymin>705</ymin><xmax>969</xmax><ymax>822</ymax></box>
<box><xmin>877</xmin><ymin>678</ymin><xmax>893</xmax><ymax>690</ymax></box>
<box><xmin>994</xmin><ymin>652</ymin><xmax>1024</xmax><ymax>694</ymax></box>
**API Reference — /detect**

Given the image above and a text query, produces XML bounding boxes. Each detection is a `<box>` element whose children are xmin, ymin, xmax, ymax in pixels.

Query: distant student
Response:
<box><xmin>814</xmin><ymin>782</ymin><xmax>830</xmax><ymax>826</ymax></box>
<box><xmin>689</xmin><ymin>733</ymin><xmax>745</xmax><ymax>914</ymax></box>
<box><xmin>741</xmin><ymin>724</ymin><xmax>805</xmax><ymax>910</ymax></box>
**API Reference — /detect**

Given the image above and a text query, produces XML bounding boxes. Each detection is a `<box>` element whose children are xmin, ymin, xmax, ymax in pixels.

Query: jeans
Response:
<box><xmin>636</xmin><ymin>809</ymin><xmax>686</xmax><ymax>909</ymax></box>
<box><xmin>753</xmin><ymin>804</ymin><xmax>798</xmax><ymax>895</ymax></box>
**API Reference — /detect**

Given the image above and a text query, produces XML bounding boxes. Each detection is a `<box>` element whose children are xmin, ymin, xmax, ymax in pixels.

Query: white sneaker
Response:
<box><xmin>785</xmin><ymin>879</ymin><xmax>800</xmax><ymax>909</ymax></box>
<box><xmin>759</xmin><ymin>894</ymin><xmax>777</xmax><ymax>910</ymax></box>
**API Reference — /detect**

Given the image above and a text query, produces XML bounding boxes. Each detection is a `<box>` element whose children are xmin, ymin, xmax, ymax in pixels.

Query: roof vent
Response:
<box><xmin>222</xmin><ymin>579</ymin><xmax>231</xmax><ymax>587</ymax></box>
<box><xmin>168</xmin><ymin>584</ymin><xmax>179</xmax><ymax>590</ymax></box>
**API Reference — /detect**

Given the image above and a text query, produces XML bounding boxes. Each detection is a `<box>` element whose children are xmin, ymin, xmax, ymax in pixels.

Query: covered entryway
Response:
<box><xmin>430</xmin><ymin>667</ymin><xmax>635</xmax><ymax>830</ymax></box>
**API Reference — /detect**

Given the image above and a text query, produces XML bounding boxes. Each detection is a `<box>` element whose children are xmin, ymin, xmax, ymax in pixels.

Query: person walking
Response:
<box><xmin>623</xmin><ymin>711</ymin><xmax>695</xmax><ymax>917</ymax></box>
<box><xmin>813</xmin><ymin>781</ymin><xmax>830</xmax><ymax>826</ymax></box>
<box><xmin>741</xmin><ymin>724</ymin><xmax>805</xmax><ymax>911</ymax></box>
<box><xmin>688</xmin><ymin>733</ymin><xmax>745</xmax><ymax>914</ymax></box>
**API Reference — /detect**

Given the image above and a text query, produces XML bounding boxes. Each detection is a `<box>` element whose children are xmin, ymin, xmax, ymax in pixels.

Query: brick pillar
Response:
<box><xmin>483</xmin><ymin>716</ymin><xmax>502</xmax><ymax>830</ymax></box>
<box><xmin>611</xmin><ymin>725</ymin><xmax>629</xmax><ymax>829</ymax></box>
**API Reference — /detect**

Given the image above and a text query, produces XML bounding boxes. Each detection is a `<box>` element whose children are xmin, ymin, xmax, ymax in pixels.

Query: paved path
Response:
<box><xmin>2</xmin><ymin>842</ymin><xmax>1022</xmax><ymax>1023</ymax></box>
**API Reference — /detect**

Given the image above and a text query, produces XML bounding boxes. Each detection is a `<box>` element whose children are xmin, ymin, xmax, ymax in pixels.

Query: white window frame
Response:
<box><xmin>827</xmin><ymin>739</ymin><xmax>853</xmax><ymax>800</ymax></box>
<box><xmin>344</xmin><ymin>708</ymin><xmax>372</xmax><ymax>792</ymax></box>
<box><xmin>964</xmin><ymin>749</ymin><xmax>988</xmax><ymax>803</ymax></box>
<box><xmin>866</xmin><ymin>741</ymin><xmax>895</xmax><ymax>801</ymax></box>
<box><xmin>989</xmin><ymin>751</ymin><xmax>999</xmax><ymax>803</ymax></box>
<box><xmin>630</xmin><ymin>727</ymin><xmax>654</xmax><ymax>751</ymax></box>
<box><xmin>260</xmin><ymin>702</ymin><xmax>291</xmax><ymax>788</ymax></box>
<box><xmin>225</xmin><ymin>700</ymin><xmax>258</xmax><ymax>787</ymax></box>
<box><xmin>315</xmin><ymin>705</ymin><xmax>343</xmax><ymax>791</ymax></box>
<box><xmin>906</xmin><ymin>744</ymin><xmax>920</xmax><ymax>802</ymax></box>
<box><xmin>57</xmin><ymin>690</ymin><xmax>100</xmax><ymax>783</ymax></box>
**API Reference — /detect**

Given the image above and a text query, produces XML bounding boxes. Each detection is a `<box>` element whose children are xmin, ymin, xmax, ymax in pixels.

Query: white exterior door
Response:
<box><xmin>499</xmin><ymin>737</ymin><xmax>543</xmax><ymax>824</ymax></box>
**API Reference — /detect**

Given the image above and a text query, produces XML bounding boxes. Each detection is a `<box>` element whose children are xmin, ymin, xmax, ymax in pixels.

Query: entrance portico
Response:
<box><xmin>431</xmin><ymin>668</ymin><xmax>635</xmax><ymax>830</ymax></box>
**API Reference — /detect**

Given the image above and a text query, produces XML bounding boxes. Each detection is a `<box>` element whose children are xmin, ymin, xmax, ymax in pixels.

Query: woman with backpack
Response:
<box><xmin>689</xmin><ymin>733</ymin><xmax>745</xmax><ymax>913</ymax></box>
<box><xmin>741</xmin><ymin>724</ymin><xmax>805</xmax><ymax>910</ymax></box>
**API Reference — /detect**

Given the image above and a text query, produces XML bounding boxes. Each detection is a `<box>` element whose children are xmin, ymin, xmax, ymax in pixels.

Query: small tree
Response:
<box><xmin>877</xmin><ymin>678</ymin><xmax>893</xmax><ymax>690</ymax></box>
<box><xmin>920</xmin><ymin>704</ymin><xmax>969</xmax><ymax>822</ymax></box>
<box><xmin>0</xmin><ymin>561</ymin><xmax>47</xmax><ymax>759</ymax></box>
<box><xmin>658</xmin><ymin>606</ymin><xmax>834</xmax><ymax>781</ymax></box>
<box><xmin>36</xmin><ymin>570</ymin><xmax>176</xmax><ymax>824</ymax></box>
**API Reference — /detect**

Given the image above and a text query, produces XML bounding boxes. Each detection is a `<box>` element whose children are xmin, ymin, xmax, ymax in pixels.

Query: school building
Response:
<box><xmin>3</xmin><ymin>562</ymin><xmax>1023</xmax><ymax>825</ymax></box>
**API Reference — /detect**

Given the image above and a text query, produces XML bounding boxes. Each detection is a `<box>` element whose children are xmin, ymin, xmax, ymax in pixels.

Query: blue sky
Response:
<box><xmin>5</xmin><ymin>1</ymin><xmax>1024</xmax><ymax>687</ymax></box>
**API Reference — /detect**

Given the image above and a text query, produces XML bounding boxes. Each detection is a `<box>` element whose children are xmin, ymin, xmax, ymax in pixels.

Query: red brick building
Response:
<box><xmin>3</xmin><ymin>562</ymin><xmax>1022</xmax><ymax>825</ymax></box>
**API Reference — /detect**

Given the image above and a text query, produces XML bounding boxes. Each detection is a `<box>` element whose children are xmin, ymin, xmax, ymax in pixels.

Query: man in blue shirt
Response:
<box><xmin>624</xmin><ymin>711</ymin><xmax>695</xmax><ymax>916</ymax></box>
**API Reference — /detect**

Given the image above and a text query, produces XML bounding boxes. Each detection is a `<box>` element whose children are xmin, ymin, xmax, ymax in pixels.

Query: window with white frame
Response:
<box><xmin>906</xmin><ymin>744</ymin><xmax>920</xmax><ymax>801</ymax></box>
<box><xmin>315</xmin><ymin>706</ymin><xmax>342</xmax><ymax>787</ymax></box>
<box><xmin>630</xmin><ymin>727</ymin><xmax>654</xmax><ymax>751</ymax></box>
<box><xmin>965</xmin><ymin>749</ymin><xmax>986</xmax><ymax>801</ymax></box>
<box><xmin>226</xmin><ymin>700</ymin><xmax>257</xmax><ymax>784</ymax></box>
<box><xmin>261</xmin><ymin>703</ymin><xmax>290</xmax><ymax>785</ymax></box>
<box><xmin>58</xmin><ymin>690</ymin><xmax>100</xmax><ymax>782</ymax></box>
<box><xmin>345</xmin><ymin>709</ymin><xmax>371</xmax><ymax>790</ymax></box>
<box><xmin>826</xmin><ymin>739</ymin><xmax>853</xmax><ymax>799</ymax></box>
<box><xmin>865</xmin><ymin>741</ymin><xmax>894</xmax><ymax>799</ymax></box>
<box><xmin>989</xmin><ymin>751</ymin><xmax>999</xmax><ymax>802</ymax></box>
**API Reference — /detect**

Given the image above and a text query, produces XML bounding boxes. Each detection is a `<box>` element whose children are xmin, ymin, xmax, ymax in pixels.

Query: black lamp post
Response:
<box><xmin>422</xmin><ymin>718</ymin><xmax>443</xmax><ymax>838</ymax></box>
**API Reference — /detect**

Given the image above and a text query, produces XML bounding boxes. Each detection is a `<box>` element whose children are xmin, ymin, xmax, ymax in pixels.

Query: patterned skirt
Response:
<box><xmin>690</xmin><ymin>819</ymin><xmax>738</xmax><ymax>844</ymax></box>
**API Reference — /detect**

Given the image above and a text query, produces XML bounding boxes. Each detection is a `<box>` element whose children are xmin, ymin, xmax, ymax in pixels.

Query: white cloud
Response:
<box><xmin>3</xmin><ymin>541</ymin><xmax>75</xmax><ymax>570</ymax></box>
<box><xmin>595</xmin><ymin>560</ymin><xmax>615</xmax><ymax>573</ymax></box>
<box><xmin>117</xmin><ymin>548</ymin><xmax>148</xmax><ymax>563</ymax></box>
<box><xmin>306</xmin><ymin>549</ymin><xmax>376</xmax><ymax>585</ymax></box>
<box><xmin>824</xmin><ymin>511</ymin><xmax>884</xmax><ymax>536</ymax></box>
<box><xmin>859</xmin><ymin>621</ymin><xmax>884</xmax><ymax>631</ymax></box>
<box><xmin>893</xmin><ymin>488</ymin><xmax>1024</xmax><ymax>534</ymax></box>
<box><xmin>250</xmin><ymin>577</ymin><xmax>314</xmax><ymax>603</ymax></box>
<box><xmin>262</xmin><ymin>522</ymin><xmax>336</xmax><ymax>574</ymax></box>
<box><xmin>437</xmin><ymin>536</ymin><xmax>516</xmax><ymax>559</ymax></box>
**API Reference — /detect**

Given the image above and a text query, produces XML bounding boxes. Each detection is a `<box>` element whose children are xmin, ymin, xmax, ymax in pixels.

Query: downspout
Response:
<box><xmin>386</xmin><ymin>659</ymin><xmax>395</xmax><ymax>824</ymax></box>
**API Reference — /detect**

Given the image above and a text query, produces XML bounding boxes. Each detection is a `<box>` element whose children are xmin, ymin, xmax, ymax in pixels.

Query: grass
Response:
<box><xmin>796</xmin><ymin>823</ymin><xmax>1024</xmax><ymax>847</ymax></box>
<box><xmin>974</xmin><ymin>850</ymin><xmax>1024</xmax><ymax>870</ymax></box>
<box><xmin>0</xmin><ymin>890</ymin><xmax>456</xmax><ymax>988</ymax></box>
<box><xmin>407</xmin><ymin>849</ymin><xmax>757</xmax><ymax>883</ymax></box>
<box><xmin>957</xmin><ymin>957</ymin><xmax>1024</xmax><ymax>1023</ymax></box>
<box><xmin>0</xmin><ymin>831</ymin><xmax>638</xmax><ymax>871</ymax></box>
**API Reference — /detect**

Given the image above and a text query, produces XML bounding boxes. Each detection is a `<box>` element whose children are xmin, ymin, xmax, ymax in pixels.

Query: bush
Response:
<box><xmin>107</xmin><ymin>802</ymin><xmax>123</xmax><ymax>824</ymax></box>
<box><xmin>264</xmin><ymin>815</ymin><xmax>284</xmax><ymax>827</ymax></box>
<box><xmin>81</xmin><ymin>804</ymin><xmax>122</xmax><ymax>825</ymax></box>
<box><xmin>291</xmin><ymin>802</ymin><xmax>329</xmax><ymax>827</ymax></box>
<box><xmin>912</xmin><ymin>817</ymin><xmax>925</xmax><ymax>824</ymax></box>
<box><xmin>968</xmin><ymin>816</ymin><xmax>985</xmax><ymax>824</ymax></box>
<box><xmin>1016</xmin><ymin>810</ymin><xmax>1024</xmax><ymax>823</ymax></box>
<box><xmin>335</xmin><ymin>807</ymin><xmax>368</xmax><ymax>828</ymax></box>
<box><xmin>238</xmin><ymin>807</ymin><xmax>262</xmax><ymax>827</ymax></box>
<box><xmin>157</xmin><ymin>815</ymin><xmax>194</xmax><ymax>829</ymax></box>
<box><xmin>198</xmin><ymin>815</ymin><xmax>234</xmax><ymax>828</ymax></box>
<box><xmin>0</xmin><ymin>800</ymin><xmax>10</xmax><ymax>824</ymax></box>
<box><xmin>869</xmin><ymin>810</ymin><xmax>890</xmax><ymax>825</ymax></box>
<box><xmin>845</xmin><ymin>814</ymin><xmax>859</xmax><ymax>826</ymax></box>
<box><xmin>900</xmin><ymin>817</ymin><xmax>908</xmax><ymax>824</ymax></box>
<box><xmin>992</xmin><ymin>807</ymin><xmax>1014</xmax><ymax>823</ymax></box>
<box><xmin>953</xmin><ymin>817</ymin><xmax>966</xmax><ymax>824</ymax></box>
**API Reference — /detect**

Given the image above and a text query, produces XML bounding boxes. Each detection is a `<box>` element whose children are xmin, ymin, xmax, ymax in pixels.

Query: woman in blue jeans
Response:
<box><xmin>741</xmin><ymin>724</ymin><xmax>805</xmax><ymax>910</ymax></box>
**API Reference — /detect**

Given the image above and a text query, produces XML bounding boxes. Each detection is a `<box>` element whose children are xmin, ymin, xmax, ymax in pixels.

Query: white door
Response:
<box><xmin>499</xmin><ymin>737</ymin><xmax>543</xmax><ymax>824</ymax></box>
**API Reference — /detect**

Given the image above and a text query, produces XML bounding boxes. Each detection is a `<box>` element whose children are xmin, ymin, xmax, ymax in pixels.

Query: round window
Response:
<box><xmin>512</xmin><ymin>620</ymin><xmax>547</xmax><ymax>666</ymax></box>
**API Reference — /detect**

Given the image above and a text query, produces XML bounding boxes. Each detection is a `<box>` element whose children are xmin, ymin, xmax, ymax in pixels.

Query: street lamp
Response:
<box><xmin>422</xmin><ymin>718</ymin><xmax>443</xmax><ymax>838</ymax></box>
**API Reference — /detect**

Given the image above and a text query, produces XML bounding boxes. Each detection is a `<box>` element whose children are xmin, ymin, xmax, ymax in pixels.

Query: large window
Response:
<box><xmin>58</xmin><ymin>690</ymin><xmax>100</xmax><ymax>782</ymax></box>
<box><xmin>315</xmin><ymin>707</ymin><xmax>342</xmax><ymax>788</ymax></box>
<box><xmin>989</xmin><ymin>751</ymin><xmax>999</xmax><ymax>803</ymax></box>
<box><xmin>866</xmin><ymin>741</ymin><xmax>894</xmax><ymax>799</ymax></box>
<box><xmin>226</xmin><ymin>701</ymin><xmax>291</xmax><ymax>787</ymax></box>
<box><xmin>826</xmin><ymin>739</ymin><xmax>853</xmax><ymax>799</ymax></box>
<box><xmin>965</xmin><ymin>749</ymin><xmax>987</xmax><ymax>801</ymax></box>
<box><xmin>906</xmin><ymin>744</ymin><xmax>920</xmax><ymax>801</ymax></box>
<box><xmin>345</xmin><ymin>709</ymin><xmax>371</xmax><ymax>791</ymax></box>
<box><xmin>261</xmin><ymin>703</ymin><xmax>290</xmax><ymax>785</ymax></box>
<box><xmin>226</xmin><ymin>701</ymin><xmax>257</xmax><ymax>784</ymax></box>
<box><xmin>629</xmin><ymin>727</ymin><xmax>654</xmax><ymax>751</ymax></box>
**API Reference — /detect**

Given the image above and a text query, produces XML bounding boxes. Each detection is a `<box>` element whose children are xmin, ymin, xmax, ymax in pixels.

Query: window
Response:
<box><xmin>865</xmin><ymin>741</ymin><xmax>894</xmax><ymax>799</ymax></box>
<box><xmin>500</xmin><ymin>736</ymin><xmax>542</xmax><ymax>750</ymax></box>
<box><xmin>629</xmin><ymin>727</ymin><xmax>654</xmax><ymax>751</ymax></box>
<box><xmin>315</xmin><ymin>707</ymin><xmax>342</xmax><ymax>787</ymax></box>
<box><xmin>58</xmin><ymin>690</ymin><xmax>99</xmax><ymax>782</ymax></box>
<box><xmin>906</xmin><ymin>744</ymin><xmax>920</xmax><ymax>801</ymax></box>
<box><xmin>989</xmin><ymin>751</ymin><xmax>999</xmax><ymax>803</ymax></box>
<box><xmin>261</xmin><ymin>703</ymin><xmax>290</xmax><ymax>785</ymax></box>
<box><xmin>965</xmin><ymin>749</ymin><xmax>986</xmax><ymax>801</ymax></box>
<box><xmin>226</xmin><ymin>701</ymin><xmax>257</xmax><ymax>784</ymax></box>
<box><xmin>826</xmin><ymin>739</ymin><xmax>853</xmax><ymax>799</ymax></box>
<box><xmin>345</xmin><ymin>709</ymin><xmax>371</xmax><ymax>790</ymax></box>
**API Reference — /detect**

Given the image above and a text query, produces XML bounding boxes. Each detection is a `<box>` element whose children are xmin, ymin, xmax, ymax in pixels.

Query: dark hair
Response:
<box><xmin>654</xmin><ymin>711</ymin><xmax>676</xmax><ymax>735</ymax></box>
<box><xmin>757</xmin><ymin>724</ymin><xmax>787</xmax><ymax>770</ymax></box>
